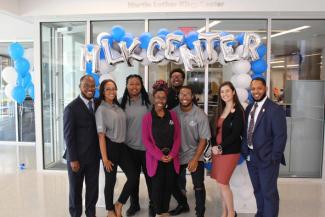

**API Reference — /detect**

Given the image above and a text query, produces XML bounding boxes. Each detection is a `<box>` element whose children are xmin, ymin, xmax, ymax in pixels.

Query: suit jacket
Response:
<box><xmin>216</xmin><ymin>104</ymin><xmax>244</xmax><ymax>155</ymax></box>
<box><xmin>142</xmin><ymin>110</ymin><xmax>181</xmax><ymax>177</ymax></box>
<box><xmin>242</xmin><ymin>98</ymin><xmax>287</xmax><ymax>165</ymax></box>
<box><xmin>63</xmin><ymin>96</ymin><xmax>100</xmax><ymax>164</ymax></box>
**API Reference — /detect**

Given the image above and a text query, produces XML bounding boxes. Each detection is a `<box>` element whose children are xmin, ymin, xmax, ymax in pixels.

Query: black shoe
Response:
<box><xmin>169</xmin><ymin>204</ymin><xmax>190</xmax><ymax>216</ymax></box>
<box><xmin>234</xmin><ymin>211</ymin><xmax>237</xmax><ymax>217</ymax></box>
<box><xmin>148</xmin><ymin>205</ymin><xmax>155</xmax><ymax>217</ymax></box>
<box><xmin>126</xmin><ymin>204</ymin><xmax>140</xmax><ymax>217</ymax></box>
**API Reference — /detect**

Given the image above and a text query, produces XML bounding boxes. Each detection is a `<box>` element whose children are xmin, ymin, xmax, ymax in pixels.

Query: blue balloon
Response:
<box><xmin>14</xmin><ymin>58</ymin><xmax>30</xmax><ymax>77</ymax></box>
<box><xmin>257</xmin><ymin>44</ymin><xmax>267</xmax><ymax>58</ymax></box>
<box><xmin>94</xmin><ymin>88</ymin><xmax>100</xmax><ymax>99</ymax></box>
<box><xmin>90</xmin><ymin>73</ymin><xmax>100</xmax><ymax>86</ymax></box>
<box><xmin>99</xmin><ymin>47</ymin><xmax>105</xmax><ymax>59</ymax></box>
<box><xmin>86</xmin><ymin>44</ymin><xmax>94</xmax><ymax>52</ymax></box>
<box><xmin>8</xmin><ymin>42</ymin><xmax>24</xmax><ymax>60</ymax></box>
<box><xmin>100</xmin><ymin>34</ymin><xmax>114</xmax><ymax>47</ymax></box>
<box><xmin>185</xmin><ymin>31</ymin><xmax>199</xmax><ymax>49</ymax></box>
<box><xmin>122</xmin><ymin>33</ymin><xmax>134</xmax><ymax>48</ymax></box>
<box><xmin>251</xmin><ymin>73</ymin><xmax>265</xmax><ymax>80</ymax></box>
<box><xmin>172</xmin><ymin>30</ymin><xmax>184</xmax><ymax>48</ymax></box>
<box><xmin>204</xmin><ymin>161</ymin><xmax>212</xmax><ymax>171</ymax></box>
<box><xmin>86</xmin><ymin>62</ymin><xmax>93</xmax><ymax>74</ymax></box>
<box><xmin>27</xmin><ymin>84</ymin><xmax>35</xmax><ymax>100</ymax></box>
<box><xmin>235</xmin><ymin>32</ymin><xmax>245</xmax><ymax>45</ymax></box>
<box><xmin>111</xmin><ymin>25</ymin><xmax>125</xmax><ymax>42</ymax></box>
<box><xmin>157</xmin><ymin>28</ymin><xmax>170</xmax><ymax>37</ymax></box>
<box><xmin>251</xmin><ymin>59</ymin><xmax>267</xmax><ymax>74</ymax></box>
<box><xmin>139</xmin><ymin>32</ymin><xmax>152</xmax><ymax>49</ymax></box>
<box><xmin>16</xmin><ymin>74</ymin><xmax>24</xmax><ymax>86</ymax></box>
<box><xmin>237</xmin><ymin>154</ymin><xmax>245</xmax><ymax>165</ymax></box>
<box><xmin>12</xmin><ymin>85</ymin><xmax>26</xmax><ymax>104</ymax></box>
<box><xmin>248</xmin><ymin>92</ymin><xmax>254</xmax><ymax>103</ymax></box>
<box><xmin>22</xmin><ymin>72</ymin><xmax>32</xmax><ymax>89</ymax></box>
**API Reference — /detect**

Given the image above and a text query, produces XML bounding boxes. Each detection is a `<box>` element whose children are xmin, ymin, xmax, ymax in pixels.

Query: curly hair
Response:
<box><xmin>152</xmin><ymin>80</ymin><xmax>168</xmax><ymax>96</ymax></box>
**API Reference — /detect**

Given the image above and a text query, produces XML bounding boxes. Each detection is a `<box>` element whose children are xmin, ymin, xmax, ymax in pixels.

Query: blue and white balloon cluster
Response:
<box><xmin>1</xmin><ymin>43</ymin><xmax>34</xmax><ymax>104</ymax></box>
<box><xmin>228</xmin><ymin>38</ymin><xmax>267</xmax><ymax>107</ymax></box>
<box><xmin>81</xmin><ymin>26</ymin><xmax>267</xmax><ymax>74</ymax></box>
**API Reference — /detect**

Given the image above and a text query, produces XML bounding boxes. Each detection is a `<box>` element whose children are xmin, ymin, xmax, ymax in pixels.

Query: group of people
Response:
<box><xmin>63</xmin><ymin>68</ymin><xmax>287</xmax><ymax>217</ymax></box>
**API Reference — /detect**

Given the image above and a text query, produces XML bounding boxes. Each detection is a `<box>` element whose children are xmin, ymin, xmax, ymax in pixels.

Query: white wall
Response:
<box><xmin>0</xmin><ymin>12</ymin><xmax>33</xmax><ymax>42</ymax></box>
<box><xmin>16</xmin><ymin>0</ymin><xmax>325</xmax><ymax>17</ymax></box>
<box><xmin>0</xmin><ymin>0</ymin><xmax>20</xmax><ymax>14</ymax></box>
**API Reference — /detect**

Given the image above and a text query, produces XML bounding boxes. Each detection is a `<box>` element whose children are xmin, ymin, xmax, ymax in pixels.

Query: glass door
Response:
<box><xmin>41</xmin><ymin>22</ymin><xmax>86</xmax><ymax>169</ymax></box>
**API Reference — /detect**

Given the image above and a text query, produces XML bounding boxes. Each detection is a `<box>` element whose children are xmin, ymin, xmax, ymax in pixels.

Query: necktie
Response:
<box><xmin>247</xmin><ymin>103</ymin><xmax>258</xmax><ymax>149</ymax></box>
<box><xmin>88</xmin><ymin>100</ymin><xmax>94</xmax><ymax>113</ymax></box>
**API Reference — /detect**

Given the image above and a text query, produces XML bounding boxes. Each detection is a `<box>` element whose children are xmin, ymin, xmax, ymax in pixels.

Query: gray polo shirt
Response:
<box><xmin>95</xmin><ymin>101</ymin><xmax>126</xmax><ymax>143</ymax></box>
<box><xmin>174</xmin><ymin>104</ymin><xmax>211</xmax><ymax>165</ymax></box>
<box><xmin>121</xmin><ymin>96</ymin><xmax>151</xmax><ymax>151</ymax></box>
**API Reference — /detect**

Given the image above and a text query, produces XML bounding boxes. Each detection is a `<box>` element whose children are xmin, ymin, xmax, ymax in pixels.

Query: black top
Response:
<box><xmin>167</xmin><ymin>87</ymin><xmax>179</xmax><ymax>110</ymax></box>
<box><xmin>151</xmin><ymin>109</ymin><xmax>174</xmax><ymax>150</ymax></box>
<box><xmin>215</xmin><ymin>104</ymin><xmax>245</xmax><ymax>155</ymax></box>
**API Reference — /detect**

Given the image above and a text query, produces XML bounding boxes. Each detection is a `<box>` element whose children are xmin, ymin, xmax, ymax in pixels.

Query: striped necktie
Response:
<box><xmin>247</xmin><ymin>103</ymin><xmax>258</xmax><ymax>149</ymax></box>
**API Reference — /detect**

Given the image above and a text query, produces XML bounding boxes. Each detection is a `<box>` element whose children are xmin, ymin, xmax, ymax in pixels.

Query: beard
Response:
<box><xmin>253</xmin><ymin>92</ymin><xmax>267</xmax><ymax>102</ymax></box>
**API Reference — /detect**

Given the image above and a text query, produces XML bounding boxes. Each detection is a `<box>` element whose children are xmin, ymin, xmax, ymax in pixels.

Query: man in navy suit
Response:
<box><xmin>63</xmin><ymin>75</ymin><xmax>100</xmax><ymax>217</ymax></box>
<box><xmin>242</xmin><ymin>77</ymin><xmax>287</xmax><ymax>217</ymax></box>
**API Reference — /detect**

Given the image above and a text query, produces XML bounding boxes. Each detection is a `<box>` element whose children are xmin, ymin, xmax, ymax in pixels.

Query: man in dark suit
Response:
<box><xmin>242</xmin><ymin>77</ymin><xmax>287</xmax><ymax>217</ymax></box>
<box><xmin>63</xmin><ymin>75</ymin><xmax>100</xmax><ymax>217</ymax></box>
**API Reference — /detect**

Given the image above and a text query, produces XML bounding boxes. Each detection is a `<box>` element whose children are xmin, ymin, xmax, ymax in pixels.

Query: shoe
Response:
<box><xmin>168</xmin><ymin>204</ymin><xmax>190</xmax><ymax>216</ymax></box>
<box><xmin>234</xmin><ymin>211</ymin><xmax>237</xmax><ymax>217</ymax></box>
<box><xmin>148</xmin><ymin>205</ymin><xmax>155</xmax><ymax>217</ymax></box>
<box><xmin>126</xmin><ymin>204</ymin><xmax>140</xmax><ymax>216</ymax></box>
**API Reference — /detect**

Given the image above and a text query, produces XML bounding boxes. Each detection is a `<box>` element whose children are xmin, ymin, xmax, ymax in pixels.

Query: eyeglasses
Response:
<box><xmin>104</xmin><ymin>87</ymin><xmax>117</xmax><ymax>91</ymax></box>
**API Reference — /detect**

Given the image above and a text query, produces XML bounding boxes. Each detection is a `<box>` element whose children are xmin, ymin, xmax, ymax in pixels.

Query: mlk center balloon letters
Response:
<box><xmin>81</xmin><ymin>25</ymin><xmax>268</xmax><ymax>76</ymax></box>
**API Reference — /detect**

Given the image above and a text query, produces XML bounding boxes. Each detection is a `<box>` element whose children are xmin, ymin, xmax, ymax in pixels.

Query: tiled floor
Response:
<box><xmin>1</xmin><ymin>145</ymin><xmax>325</xmax><ymax>217</ymax></box>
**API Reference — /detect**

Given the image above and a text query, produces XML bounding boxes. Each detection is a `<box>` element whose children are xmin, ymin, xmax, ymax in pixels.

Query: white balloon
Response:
<box><xmin>231</xmin><ymin>74</ymin><xmax>238</xmax><ymax>87</ymax></box>
<box><xmin>218</xmin><ymin>52</ymin><xmax>226</xmax><ymax>66</ymax></box>
<box><xmin>1</xmin><ymin>67</ymin><xmax>18</xmax><ymax>84</ymax></box>
<box><xmin>4</xmin><ymin>84</ymin><xmax>15</xmax><ymax>100</ymax></box>
<box><xmin>99</xmin><ymin>73</ymin><xmax>115</xmax><ymax>84</ymax></box>
<box><xmin>236</xmin><ymin>74</ymin><xmax>252</xmax><ymax>89</ymax></box>
<box><xmin>231</xmin><ymin>59</ymin><xmax>251</xmax><ymax>74</ymax></box>
<box><xmin>99</xmin><ymin>59</ymin><xmax>116</xmax><ymax>74</ymax></box>
<box><xmin>236</xmin><ymin>88</ymin><xmax>248</xmax><ymax>103</ymax></box>
<box><xmin>235</xmin><ymin>45</ymin><xmax>244</xmax><ymax>57</ymax></box>
<box><xmin>97</xmin><ymin>32</ymin><xmax>110</xmax><ymax>45</ymax></box>
<box><xmin>241</xmin><ymin>101</ymin><xmax>249</xmax><ymax>109</ymax></box>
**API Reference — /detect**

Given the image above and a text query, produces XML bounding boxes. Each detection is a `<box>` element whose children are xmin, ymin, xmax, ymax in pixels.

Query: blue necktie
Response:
<box><xmin>88</xmin><ymin>100</ymin><xmax>94</xmax><ymax>113</ymax></box>
<box><xmin>247</xmin><ymin>103</ymin><xmax>258</xmax><ymax>149</ymax></box>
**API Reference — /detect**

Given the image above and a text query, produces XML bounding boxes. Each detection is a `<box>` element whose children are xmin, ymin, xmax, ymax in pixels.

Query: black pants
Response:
<box><xmin>151</xmin><ymin>161</ymin><xmax>176</xmax><ymax>214</ymax></box>
<box><xmin>127</xmin><ymin>147</ymin><xmax>153</xmax><ymax>208</ymax></box>
<box><xmin>172</xmin><ymin>161</ymin><xmax>206</xmax><ymax>217</ymax></box>
<box><xmin>104</xmin><ymin>138</ymin><xmax>137</xmax><ymax>211</ymax></box>
<box><xmin>67</xmin><ymin>160</ymin><xmax>100</xmax><ymax>217</ymax></box>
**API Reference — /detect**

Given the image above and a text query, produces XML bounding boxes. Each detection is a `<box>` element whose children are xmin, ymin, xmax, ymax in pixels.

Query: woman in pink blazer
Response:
<box><xmin>142</xmin><ymin>80</ymin><xmax>181</xmax><ymax>217</ymax></box>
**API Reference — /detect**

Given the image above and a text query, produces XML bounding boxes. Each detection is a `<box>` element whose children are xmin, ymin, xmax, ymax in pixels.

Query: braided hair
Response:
<box><xmin>120</xmin><ymin>74</ymin><xmax>151</xmax><ymax>110</ymax></box>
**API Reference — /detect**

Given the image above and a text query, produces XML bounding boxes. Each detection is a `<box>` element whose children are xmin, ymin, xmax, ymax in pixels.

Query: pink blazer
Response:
<box><xmin>142</xmin><ymin>110</ymin><xmax>181</xmax><ymax>177</ymax></box>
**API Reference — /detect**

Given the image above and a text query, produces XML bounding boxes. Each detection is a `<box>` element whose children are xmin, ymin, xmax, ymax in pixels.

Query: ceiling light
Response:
<box><xmin>287</xmin><ymin>64</ymin><xmax>299</xmax><ymax>68</ymax></box>
<box><xmin>197</xmin><ymin>21</ymin><xmax>221</xmax><ymax>33</ymax></box>
<box><xmin>270</xmin><ymin>60</ymin><xmax>285</xmax><ymax>64</ymax></box>
<box><xmin>270</xmin><ymin>26</ymin><xmax>310</xmax><ymax>38</ymax></box>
